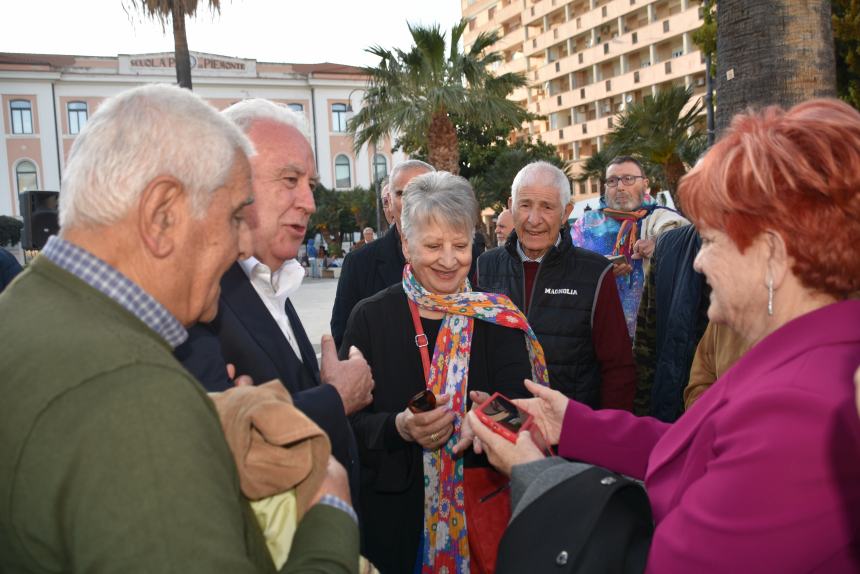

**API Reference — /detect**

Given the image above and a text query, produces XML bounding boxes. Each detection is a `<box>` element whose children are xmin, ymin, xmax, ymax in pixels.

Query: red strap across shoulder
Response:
<box><xmin>408</xmin><ymin>299</ymin><xmax>431</xmax><ymax>383</ymax></box>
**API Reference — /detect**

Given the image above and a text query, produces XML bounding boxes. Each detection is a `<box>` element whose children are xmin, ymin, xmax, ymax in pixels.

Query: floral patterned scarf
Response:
<box><xmin>402</xmin><ymin>264</ymin><xmax>549</xmax><ymax>574</ymax></box>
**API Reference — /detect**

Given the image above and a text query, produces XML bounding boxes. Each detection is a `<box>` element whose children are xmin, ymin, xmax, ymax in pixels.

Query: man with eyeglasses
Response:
<box><xmin>571</xmin><ymin>156</ymin><xmax>688</xmax><ymax>338</ymax></box>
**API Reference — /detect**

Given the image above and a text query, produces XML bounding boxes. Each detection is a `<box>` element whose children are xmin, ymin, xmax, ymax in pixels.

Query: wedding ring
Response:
<box><xmin>430</xmin><ymin>431</ymin><xmax>439</xmax><ymax>442</ymax></box>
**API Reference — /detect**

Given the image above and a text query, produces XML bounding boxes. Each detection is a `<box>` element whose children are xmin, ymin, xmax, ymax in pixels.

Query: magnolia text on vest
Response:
<box><xmin>545</xmin><ymin>288</ymin><xmax>578</xmax><ymax>295</ymax></box>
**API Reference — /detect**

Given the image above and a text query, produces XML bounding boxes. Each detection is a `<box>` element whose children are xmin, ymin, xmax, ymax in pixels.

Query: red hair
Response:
<box><xmin>679</xmin><ymin>99</ymin><xmax>860</xmax><ymax>299</ymax></box>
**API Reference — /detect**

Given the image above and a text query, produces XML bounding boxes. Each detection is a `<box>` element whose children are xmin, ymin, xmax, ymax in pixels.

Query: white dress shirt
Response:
<box><xmin>239</xmin><ymin>256</ymin><xmax>306</xmax><ymax>362</ymax></box>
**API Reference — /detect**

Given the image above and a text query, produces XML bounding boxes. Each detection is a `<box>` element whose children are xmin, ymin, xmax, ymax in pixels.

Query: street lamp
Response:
<box><xmin>346</xmin><ymin>88</ymin><xmax>382</xmax><ymax>233</ymax></box>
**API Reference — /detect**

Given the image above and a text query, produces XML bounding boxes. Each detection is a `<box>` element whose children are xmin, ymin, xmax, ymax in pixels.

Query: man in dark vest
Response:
<box><xmin>175</xmin><ymin>99</ymin><xmax>373</xmax><ymax>494</ymax></box>
<box><xmin>477</xmin><ymin>161</ymin><xmax>635</xmax><ymax>410</ymax></box>
<box><xmin>330</xmin><ymin>159</ymin><xmax>434</xmax><ymax>348</ymax></box>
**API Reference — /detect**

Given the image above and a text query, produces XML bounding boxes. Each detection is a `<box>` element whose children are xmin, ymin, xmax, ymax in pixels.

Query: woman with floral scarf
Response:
<box><xmin>340</xmin><ymin>171</ymin><xmax>548</xmax><ymax>574</ymax></box>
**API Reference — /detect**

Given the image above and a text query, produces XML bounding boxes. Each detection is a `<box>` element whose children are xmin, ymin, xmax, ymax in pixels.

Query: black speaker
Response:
<box><xmin>20</xmin><ymin>191</ymin><xmax>59</xmax><ymax>250</ymax></box>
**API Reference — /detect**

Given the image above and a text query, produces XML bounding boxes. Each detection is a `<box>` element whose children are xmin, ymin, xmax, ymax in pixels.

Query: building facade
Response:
<box><xmin>462</xmin><ymin>0</ymin><xmax>706</xmax><ymax>199</ymax></box>
<box><xmin>0</xmin><ymin>51</ymin><xmax>402</xmax><ymax>220</ymax></box>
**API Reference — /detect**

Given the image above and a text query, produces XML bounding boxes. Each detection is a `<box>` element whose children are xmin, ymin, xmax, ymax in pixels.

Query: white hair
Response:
<box><xmin>510</xmin><ymin>161</ymin><xmax>571</xmax><ymax>218</ymax></box>
<box><xmin>389</xmin><ymin>159</ymin><xmax>435</xmax><ymax>188</ymax></box>
<box><xmin>401</xmin><ymin>171</ymin><xmax>477</xmax><ymax>249</ymax></box>
<box><xmin>60</xmin><ymin>84</ymin><xmax>253</xmax><ymax>229</ymax></box>
<box><xmin>221</xmin><ymin>98</ymin><xmax>311</xmax><ymax>142</ymax></box>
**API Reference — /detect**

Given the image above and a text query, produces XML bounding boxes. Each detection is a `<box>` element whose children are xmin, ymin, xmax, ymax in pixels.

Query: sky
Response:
<box><xmin>0</xmin><ymin>0</ymin><xmax>463</xmax><ymax>67</ymax></box>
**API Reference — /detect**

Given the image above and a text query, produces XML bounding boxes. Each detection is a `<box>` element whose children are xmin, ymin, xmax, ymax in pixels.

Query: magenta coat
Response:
<box><xmin>559</xmin><ymin>300</ymin><xmax>860</xmax><ymax>573</ymax></box>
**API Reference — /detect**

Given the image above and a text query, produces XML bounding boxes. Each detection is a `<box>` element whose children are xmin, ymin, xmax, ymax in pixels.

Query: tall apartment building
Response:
<box><xmin>0</xmin><ymin>51</ymin><xmax>403</xmax><ymax>220</ymax></box>
<box><xmin>462</xmin><ymin>0</ymin><xmax>706</xmax><ymax>199</ymax></box>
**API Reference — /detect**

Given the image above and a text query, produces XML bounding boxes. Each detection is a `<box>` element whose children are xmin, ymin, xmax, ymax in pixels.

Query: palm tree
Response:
<box><xmin>126</xmin><ymin>0</ymin><xmax>221</xmax><ymax>89</ymax></box>
<box><xmin>608</xmin><ymin>86</ymin><xmax>706</xmax><ymax>208</ymax></box>
<box><xmin>716</xmin><ymin>1</ymin><xmax>836</xmax><ymax>133</ymax></box>
<box><xmin>574</xmin><ymin>147</ymin><xmax>613</xmax><ymax>192</ymax></box>
<box><xmin>349</xmin><ymin>20</ymin><xmax>530</xmax><ymax>174</ymax></box>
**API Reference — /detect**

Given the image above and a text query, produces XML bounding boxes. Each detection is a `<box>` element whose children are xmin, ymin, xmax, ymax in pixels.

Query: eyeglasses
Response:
<box><xmin>605</xmin><ymin>175</ymin><xmax>646</xmax><ymax>187</ymax></box>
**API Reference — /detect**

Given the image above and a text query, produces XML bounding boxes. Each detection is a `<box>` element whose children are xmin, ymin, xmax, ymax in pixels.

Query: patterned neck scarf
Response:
<box><xmin>402</xmin><ymin>264</ymin><xmax>549</xmax><ymax>574</ymax></box>
<box><xmin>603</xmin><ymin>207</ymin><xmax>649</xmax><ymax>259</ymax></box>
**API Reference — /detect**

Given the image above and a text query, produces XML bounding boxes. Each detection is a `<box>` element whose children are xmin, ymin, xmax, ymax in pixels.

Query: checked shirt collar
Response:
<box><xmin>41</xmin><ymin>236</ymin><xmax>188</xmax><ymax>348</ymax></box>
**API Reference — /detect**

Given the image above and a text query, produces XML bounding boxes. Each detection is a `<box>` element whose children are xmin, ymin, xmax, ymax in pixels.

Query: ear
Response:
<box><xmin>138</xmin><ymin>176</ymin><xmax>186</xmax><ymax>258</ymax></box>
<box><xmin>763</xmin><ymin>231</ymin><xmax>790</xmax><ymax>287</ymax></box>
<box><xmin>562</xmin><ymin>201</ymin><xmax>574</xmax><ymax>222</ymax></box>
<box><xmin>401</xmin><ymin>234</ymin><xmax>411</xmax><ymax>262</ymax></box>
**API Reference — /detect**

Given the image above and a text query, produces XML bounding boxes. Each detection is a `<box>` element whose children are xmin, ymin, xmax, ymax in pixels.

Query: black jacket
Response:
<box><xmin>341</xmin><ymin>283</ymin><xmax>532</xmax><ymax>574</ymax></box>
<box><xmin>649</xmin><ymin>225</ymin><xmax>709</xmax><ymax>421</ymax></box>
<box><xmin>330</xmin><ymin>225</ymin><xmax>405</xmax><ymax>348</ymax></box>
<box><xmin>477</xmin><ymin>231</ymin><xmax>611</xmax><ymax>407</ymax></box>
<box><xmin>175</xmin><ymin>262</ymin><xmax>359</xmax><ymax>496</ymax></box>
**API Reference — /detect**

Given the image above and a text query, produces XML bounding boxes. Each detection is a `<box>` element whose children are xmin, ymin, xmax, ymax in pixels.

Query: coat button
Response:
<box><xmin>555</xmin><ymin>550</ymin><xmax>569</xmax><ymax>566</ymax></box>
<box><xmin>600</xmin><ymin>476</ymin><xmax>617</xmax><ymax>485</ymax></box>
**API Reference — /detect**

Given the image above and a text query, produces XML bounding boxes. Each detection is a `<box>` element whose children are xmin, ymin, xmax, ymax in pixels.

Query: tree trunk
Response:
<box><xmin>427</xmin><ymin>108</ymin><xmax>460</xmax><ymax>174</ymax></box>
<box><xmin>716</xmin><ymin>0</ymin><xmax>836</xmax><ymax>134</ymax></box>
<box><xmin>663</xmin><ymin>157</ymin><xmax>687</xmax><ymax>210</ymax></box>
<box><xmin>172</xmin><ymin>2</ymin><xmax>193</xmax><ymax>90</ymax></box>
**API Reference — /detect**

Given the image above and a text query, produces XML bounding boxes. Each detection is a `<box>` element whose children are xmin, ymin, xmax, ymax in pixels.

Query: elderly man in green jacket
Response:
<box><xmin>0</xmin><ymin>84</ymin><xmax>358</xmax><ymax>574</ymax></box>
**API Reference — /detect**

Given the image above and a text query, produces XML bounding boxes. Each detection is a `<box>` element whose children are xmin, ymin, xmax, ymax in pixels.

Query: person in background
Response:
<box><xmin>381</xmin><ymin>183</ymin><xmax>394</xmax><ymax>227</ymax></box>
<box><xmin>341</xmin><ymin>172</ymin><xmax>540</xmax><ymax>573</ymax></box>
<box><xmin>494</xmin><ymin>209</ymin><xmax>513</xmax><ymax>246</ymax></box>
<box><xmin>0</xmin><ymin>247</ymin><xmax>22</xmax><ymax>293</ymax></box>
<box><xmin>0</xmin><ymin>84</ymin><xmax>359</xmax><ymax>573</ymax></box>
<box><xmin>331</xmin><ymin>160</ymin><xmax>435</xmax><ymax>348</ymax></box>
<box><xmin>362</xmin><ymin>227</ymin><xmax>375</xmax><ymax>244</ymax></box>
<box><xmin>467</xmin><ymin>99</ymin><xmax>860</xmax><ymax>573</ymax></box>
<box><xmin>571</xmin><ymin>156</ymin><xmax>689</xmax><ymax>338</ymax></box>
<box><xmin>478</xmin><ymin>161</ymin><xmax>636</xmax><ymax>411</ymax></box>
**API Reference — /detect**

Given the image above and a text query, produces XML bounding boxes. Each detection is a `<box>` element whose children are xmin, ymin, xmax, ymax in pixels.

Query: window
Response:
<box><xmin>288</xmin><ymin>103</ymin><xmax>304</xmax><ymax>112</ymax></box>
<box><xmin>16</xmin><ymin>160</ymin><xmax>38</xmax><ymax>194</ymax></box>
<box><xmin>665</xmin><ymin>61</ymin><xmax>672</xmax><ymax>74</ymax></box>
<box><xmin>373</xmin><ymin>154</ymin><xmax>388</xmax><ymax>181</ymax></box>
<box><xmin>68</xmin><ymin>101</ymin><xmax>88</xmax><ymax>135</ymax></box>
<box><xmin>663</xmin><ymin>20</ymin><xmax>670</xmax><ymax>32</ymax></box>
<box><xmin>632</xmin><ymin>32</ymin><xmax>638</xmax><ymax>44</ymax></box>
<box><xmin>10</xmin><ymin>100</ymin><xmax>33</xmax><ymax>134</ymax></box>
<box><xmin>335</xmin><ymin>155</ymin><xmax>351</xmax><ymax>188</ymax></box>
<box><xmin>331</xmin><ymin>103</ymin><xmax>348</xmax><ymax>132</ymax></box>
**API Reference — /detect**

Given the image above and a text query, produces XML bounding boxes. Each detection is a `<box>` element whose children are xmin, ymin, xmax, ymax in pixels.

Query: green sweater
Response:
<box><xmin>0</xmin><ymin>257</ymin><xmax>358</xmax><ymax>573</ymax></box>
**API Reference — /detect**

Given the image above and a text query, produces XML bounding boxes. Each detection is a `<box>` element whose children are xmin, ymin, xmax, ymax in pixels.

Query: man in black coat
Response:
<box><xmin>330</xmin><ymin>159</ymin><xmax>434</xmax><ymax>348</ymax></box>
<box><xmin>0</xmin><ymin>248</ymin><xmax>22</xmax><ymax>293</ymax></box>
<box><xmin>175</xmin><ymin>100</ymin><xmax>373</xmax><ymax>491</ymax></box>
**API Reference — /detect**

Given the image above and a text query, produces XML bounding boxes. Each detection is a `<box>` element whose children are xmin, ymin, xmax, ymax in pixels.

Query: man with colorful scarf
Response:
<box><xmin>571</xmin><ymin>156</ymin><xmax>689</xmax><ymax>338</ymax></box>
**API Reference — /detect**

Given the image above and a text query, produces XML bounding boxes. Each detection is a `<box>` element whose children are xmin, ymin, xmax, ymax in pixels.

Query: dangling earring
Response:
<box><xmin>767</xmin><ymin>275</ymin><xmax>774</xmax><ymax>316</ymax></box>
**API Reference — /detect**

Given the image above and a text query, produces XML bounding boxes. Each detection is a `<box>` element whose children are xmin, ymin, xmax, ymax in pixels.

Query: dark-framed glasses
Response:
<box><xmin>605</xmin><ymin>175</ymin><xmax>646</xmax><ymax>187</ymax></box>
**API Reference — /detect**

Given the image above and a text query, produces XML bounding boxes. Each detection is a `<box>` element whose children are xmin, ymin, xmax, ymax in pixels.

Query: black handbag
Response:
<box><xmin>496</xmin><ymin>466</ymin><xmax>653</xmax><ymax>574</ymax></box>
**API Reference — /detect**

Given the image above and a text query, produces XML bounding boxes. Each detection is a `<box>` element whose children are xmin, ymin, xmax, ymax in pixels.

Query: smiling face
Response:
<box><xmin>403</xmin><ymin>218</ymin><xmax>472</xmax><ymax>295</ymax></box>
<box><xmin>513</xmin><ymin>178</ymin><xmax>572</xmax><ymax>260</ymax></box>
<box><xmin>693</xmin><ymin>227</ymin><xmax>769</xmax><ymax>340</ymax></box>
<box><xmin>183</xmin><ymin>154</ymin><xmax>254</xmax><ymax>324</ymax></box>
<box><xmin>605</xmin><ymin>161</ymin><xmax>648</xmax><ymax>211</ymax></box>
<box><xmin>244</xmin><ymin>119</ymin><xmax>318</xmax><ymax>269</ymax></box>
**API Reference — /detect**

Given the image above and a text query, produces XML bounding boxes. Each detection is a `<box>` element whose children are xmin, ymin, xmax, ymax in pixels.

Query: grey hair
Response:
<box><xmin>389</xmin><ymin>159</ymin><xmax>435</xmax><ymax>187</ymax></box>
<box><xmin>510</xmin><ymin>161</ymin><xmax>571</xmax><ymax>218</ymax></box>
<box><xmin>60</xmin><ymin>84</ymin><xmax>254</xmax><ymax>229</ymax></box>
<box><xmin>222</xmin><ymin>98</ymin><xmax>311</xmax><ymax>142</ymax></box>
<box><xmin>401</xmin><ymin>171</ymin><xmax>477</xmax><ymax>249</ymax></box>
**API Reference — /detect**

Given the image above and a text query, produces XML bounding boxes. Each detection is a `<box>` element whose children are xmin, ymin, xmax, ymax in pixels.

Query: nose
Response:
<box><xmin>296</xmin><ymin>180</ymin><xmax>316</xmax><ymax>215</ymax></box>
<box><xmin>692</xmin><ymin>249</ymin><xmax>703</xmax><ymax>273</ymax></box>
<box><xmin>237</xmin><ymin>218</ymin><xmax>253</xmax><ymax>260</ymax></box>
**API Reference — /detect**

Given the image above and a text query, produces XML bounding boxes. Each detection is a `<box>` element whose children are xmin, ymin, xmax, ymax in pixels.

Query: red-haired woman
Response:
<box><xmin>464</xmin><ymin>99</ymin><xmax>860</xmax><ymax>572</ymax></box>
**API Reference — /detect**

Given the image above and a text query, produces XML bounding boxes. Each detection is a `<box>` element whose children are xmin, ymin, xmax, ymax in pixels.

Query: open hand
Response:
<box><xmin>510</xmin><ymin>380</ymin><xmax>569</xmax><ymax>446</ymax></box>
<box><xmin>319</xmin><ymin>335</ymin><xmax>374</xmax><ymax>415</ymax></box>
